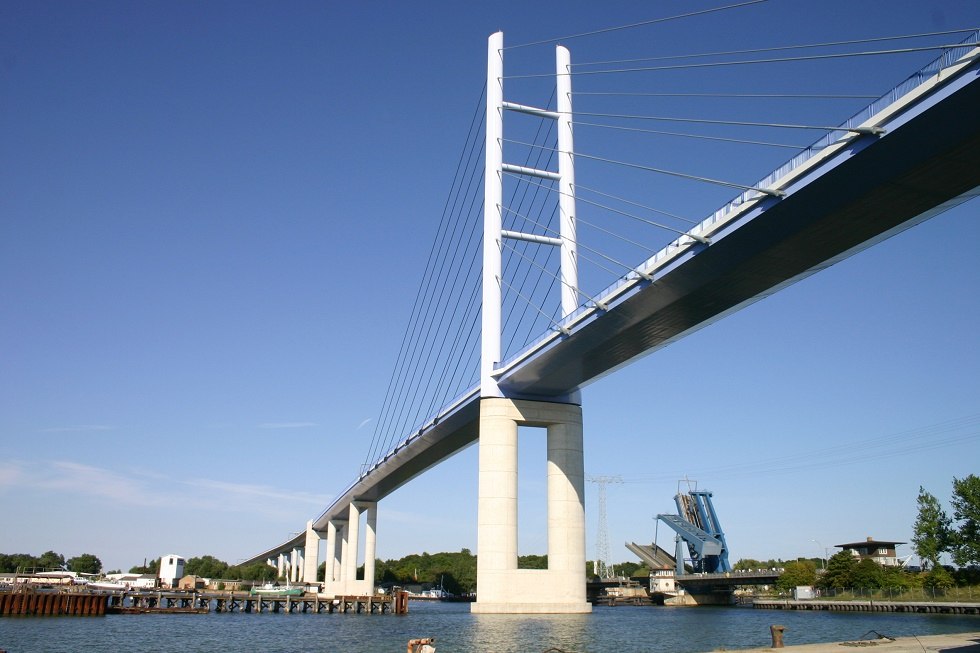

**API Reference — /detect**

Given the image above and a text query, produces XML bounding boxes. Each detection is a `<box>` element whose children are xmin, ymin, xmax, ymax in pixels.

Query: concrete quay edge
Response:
<box><xmin>736</xmin><ymin>631</ymin><xmax>980</xmax><ymax>653</ymax></box>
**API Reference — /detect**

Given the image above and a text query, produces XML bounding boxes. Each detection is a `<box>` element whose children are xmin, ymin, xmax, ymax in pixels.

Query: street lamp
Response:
<box><xmin>812</xmin><ymin>539</ymin><xmax>828</xmax><ymax>570</ymax></box>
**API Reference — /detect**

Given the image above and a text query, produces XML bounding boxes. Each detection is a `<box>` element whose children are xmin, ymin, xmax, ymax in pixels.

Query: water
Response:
<box><xmin>0</xmin><ymin>602</ymin><xmax>977</xmax><ymax>653</ymax></box>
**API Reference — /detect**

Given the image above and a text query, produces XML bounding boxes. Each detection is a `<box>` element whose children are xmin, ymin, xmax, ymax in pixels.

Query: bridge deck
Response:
<box><xmin>243</xmin><ymin>42</ymin><xmax>980</xmax><ymax>567</ymax></box>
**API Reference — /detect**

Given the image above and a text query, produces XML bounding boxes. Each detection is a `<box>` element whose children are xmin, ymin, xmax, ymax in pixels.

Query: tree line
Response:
<box><xmin>338</xmin><ymin>550</ymin><xmax>648</xmax><ymax>595</ymax></box>
<box><xmin>129</xmin><ymin>555</ymin><xmax>278</xmax><ymax>582</ymax></box>
<box><xmin>0</xmin><ymin>551</ymin><xmax>103</xmax><ymax>575</ymax></box>
<box><xmin>911</xmin><ymin>474</ymin><xmax>980</xmax><ymax>577</ymax></box>
<box><xmin>774</xmin><ymin>473</ymin><xmax>980</xmax><ymax>591</ymax></box>
<box><xmin>0</xmin><ymin>551</ymin><xmax>276</xmax><ymax>582</ymax></box>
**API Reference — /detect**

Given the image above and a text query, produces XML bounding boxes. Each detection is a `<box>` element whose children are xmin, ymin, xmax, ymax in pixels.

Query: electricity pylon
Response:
<box><xmin>587</xmin><ymin>475</ymin><xmax>622</xmax><ymax>578</ymax></box>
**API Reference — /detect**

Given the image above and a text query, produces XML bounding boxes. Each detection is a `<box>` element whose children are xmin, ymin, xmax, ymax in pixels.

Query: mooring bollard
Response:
<box><xmin>770</xmin><ymin>625</ymin><xmax>786</xmax><ymax>648</ymax></box>
<box><xmin>407</xmin><ymin>637</ymin><xmax>435</xmax><ymax>653</ymax></box>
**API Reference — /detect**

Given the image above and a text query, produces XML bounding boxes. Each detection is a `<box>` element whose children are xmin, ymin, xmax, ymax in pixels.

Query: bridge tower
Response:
<box><xmin>474</xmin><ymin>31</ymin><xmax>590</xmax><ymax>614</ymax></box>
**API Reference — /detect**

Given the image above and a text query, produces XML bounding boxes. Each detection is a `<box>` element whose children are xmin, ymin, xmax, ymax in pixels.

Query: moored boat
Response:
<box><xmin>249</xmin><ymin>582</ymin><xmax>304</xmax><ymax>596</ymax></box>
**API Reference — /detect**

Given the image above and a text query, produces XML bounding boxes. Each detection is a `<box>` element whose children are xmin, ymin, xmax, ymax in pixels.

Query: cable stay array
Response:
<box><xmin>357</xmin><ymin>2</ymin><xmax>980</xmax><ymax>476</ymax></box>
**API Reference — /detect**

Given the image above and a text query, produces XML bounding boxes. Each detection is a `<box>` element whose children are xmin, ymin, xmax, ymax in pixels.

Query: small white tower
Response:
<box><xmin>158</xmin><ymin>554</ymin><xmax>185</xmax><ymax>588</ymax></box>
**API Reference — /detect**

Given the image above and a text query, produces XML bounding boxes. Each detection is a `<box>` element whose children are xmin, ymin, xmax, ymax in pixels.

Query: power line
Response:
<box><xmin>506</xmin><ymin>0</ymin><xmax>768</xmax><ymax>50</ymax></box>
<box><xmin>573</xmin><ymin>29</ymin><xmax>980</xmax><ymax>68</ymax></box>
<box><xmin>612</xmin><ymin>413</ymin><xmax>980</xmax><ymax>485</ymax></box>
<box><xmin>574</xmin><ymin>91</ymin><xmax>879</xmax><ymax>99</ymax></box>
<box><xmin>574</xmin><ymin>120</ymin><xmax>807</xmax><ymax>149</ymax></box>
<box><xmin>506</xmin><ymin>42</ymin><xmax>980</xmax><ymax>79</ymax></box>
<box><xmin>573</xmin><ymin>110</ymin><xmax>882</xmax><ymax>133</ymax></box>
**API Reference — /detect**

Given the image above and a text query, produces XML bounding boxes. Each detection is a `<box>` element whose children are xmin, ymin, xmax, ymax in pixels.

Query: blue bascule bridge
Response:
<box><xmin>658</xmin><ymin>485</ymin><xmax>732</xmax><ymax>576</ymax></box>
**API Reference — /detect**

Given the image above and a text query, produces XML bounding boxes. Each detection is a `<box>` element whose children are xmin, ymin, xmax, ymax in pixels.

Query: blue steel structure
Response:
<box><xmin>658</xmin><ymin>489</ymin><xmax>732</xmax><ymax>575</ymax></box>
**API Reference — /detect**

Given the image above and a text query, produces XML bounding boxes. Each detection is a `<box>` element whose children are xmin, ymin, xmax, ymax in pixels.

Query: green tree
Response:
<box><xmin>776</xmin><ymin>560</ymin><xmax>817</xmax><ymax>590</ymax></box>
<box><xmin>923</xmin><ymin>564</ymin><xmax>954</xmax><ymax>589</ymax></box>
<box><xmin>951</xmin><ymin>474</ymin><xmax>980</xmax><ymax>566</ymax></box>
<box><xmin>184</xmin><ymin>555</ymin><xmax>229</xmax><ymax>579</ymax></box>
<box><xmin>734</xmin><ymin>558</ymin><xmax>763</xmax><ymax>571</ymax></box>
<box><xmin>228</xmin><ymin>562</ymin><xmax>277</xmax><ymax>582</ymax></box>
<box><xmin>0</xmin><ymin>553</ymin><xmax>40</xmax><ymax>573</ymax></box>
<box><xmin>911</xmin><ymin>486</ymin><xmax>951</xmax><ymax>569</ymax></box>
<box><xmin>631</xmin><ymin>564</ymin><xmax>652</xmax><ymax>579</ymax></box>
<box><xmin>615</xmin><ymin>561</ymin><xmax>642</xmax><ymax>578</ymax></box>
<box><xmin>129</xmin><ymin>558</ymin><xmax>160</xmax><ymax>574</ymax></box>
<box><xmin>37</xmin><ymin>550</ymin><xmax>65</xmax><ymax>570</ymax></box>
<box><xmin>881</xmin><ymin>565</ymin><xmax>914</xmax><ymax>590</ymax></box>
<box><xmin>817</xmin><ymin>551</ymin><xmax>856</xmax><ymax>589</ymax></box>
<box><xmin>851</xmin><ymin>559</ymin><xmax>884</xmax><ymax>589</ymax></box>
<box><xmin>373</xmin><ymin>549</ymin><xmax>479</xmax><ymax>593</ymax></box>
<box><xmin>67</xmin><ymin>553</ymin><xmax>102</xmax><ymax>574</ymax></box>
<box><xmin>518</xmin><ymin>554</ymin><xmax>548</xmax><ymax>570</ymax></box>
<box><xmin>733</xmin><ymin>558</ymin><xmax>787</xmax><ymax>571</ymax></box>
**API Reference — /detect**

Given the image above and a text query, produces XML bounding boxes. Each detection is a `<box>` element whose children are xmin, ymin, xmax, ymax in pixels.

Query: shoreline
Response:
<box><xmin>738</xmin><ymin>631</ymin><xmax>980</xmax><ymax>653</ymax></box>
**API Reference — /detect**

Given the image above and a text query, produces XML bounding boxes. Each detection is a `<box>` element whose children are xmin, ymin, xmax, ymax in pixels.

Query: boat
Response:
<box><xmin>106</xmin><ymin>605</ymin><xmax>209</xmax><ymax>615</ymax></box>
<box><xmin>249</xmin><ymin>582</ymin><xmax>304</xmax><ymax>596</ymax></box>
<box><xmin>87</xmin><ymin>580</ymin><xmax>129</xmax><ymax>591</ymax></box>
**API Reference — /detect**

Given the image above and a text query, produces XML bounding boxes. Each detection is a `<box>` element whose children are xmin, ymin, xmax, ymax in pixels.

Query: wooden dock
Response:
<box><xmin>211</xmin><ymin>592</ymin><xmax>407</xmax><ymax>614</ymax></box>
<box><xmin>0</xmin><ymin>591</ymin><xmax>107</xmax><ymax>616</ymax></box>
<box><xmin>0</xmin><ymin>589</ymin><xmax>408</xmax><ymax>616</ymax></box>
<box><xmin>753</xmin><ymin>599</ymin><xmax>980</xmax><ymax>614</ymax></box>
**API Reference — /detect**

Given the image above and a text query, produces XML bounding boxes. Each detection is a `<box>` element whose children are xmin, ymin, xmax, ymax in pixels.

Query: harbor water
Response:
<box><xmin>1</xmin><ymin>601</ymin><xmax>978</xmax><ymax>653</ymax></box>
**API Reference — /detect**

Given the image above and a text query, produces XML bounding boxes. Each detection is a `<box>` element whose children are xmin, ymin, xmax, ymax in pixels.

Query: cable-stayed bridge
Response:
<box><xmin>240</xmin><ymin>18</ymin><xmax>980</xmax><ymax>613</ymax></box>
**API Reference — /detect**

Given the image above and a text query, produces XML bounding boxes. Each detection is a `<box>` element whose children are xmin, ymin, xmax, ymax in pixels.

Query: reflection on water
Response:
<box><xmin>466</xmin><ymin>613</ymin><xmax>592</xmax><ymax>653</ymax></box>
<box><xmin>1</xmin><ymin>601</ymin><xmax>977</xmax><ymax>653</ymax></box>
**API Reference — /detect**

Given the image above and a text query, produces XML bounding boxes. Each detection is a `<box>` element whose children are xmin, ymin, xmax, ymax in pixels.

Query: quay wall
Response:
<box><xmin>753</xmin><ymin>599</ymin><xmax>980</xmax><ymax>614</ymax></box>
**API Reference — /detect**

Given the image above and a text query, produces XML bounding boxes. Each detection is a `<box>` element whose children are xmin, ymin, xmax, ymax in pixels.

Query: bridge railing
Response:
<box><xmin>703</xmin><ymin>29</ymin><xmax>980</xmax><ymax>239</ymax></box>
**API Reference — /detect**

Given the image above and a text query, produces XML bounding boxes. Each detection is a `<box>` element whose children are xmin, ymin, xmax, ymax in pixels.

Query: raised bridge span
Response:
<box><xmin>240</xmin><ymin>30</ymin><xmax>980</xmax><ymax>613</ymax></box>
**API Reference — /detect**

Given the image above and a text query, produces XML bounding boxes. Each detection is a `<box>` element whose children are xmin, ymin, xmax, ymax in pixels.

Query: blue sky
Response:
<box><xmin>1</xmin><ymin>1</ymin><xmax>977</xmax><ymax>573</ymax></box>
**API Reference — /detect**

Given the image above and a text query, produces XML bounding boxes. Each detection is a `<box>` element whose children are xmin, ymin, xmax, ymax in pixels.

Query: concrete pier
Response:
<box><xmin>473</xmin><ymin>398</ymin><xmax>590</xmax><ymax>614</ymax></box>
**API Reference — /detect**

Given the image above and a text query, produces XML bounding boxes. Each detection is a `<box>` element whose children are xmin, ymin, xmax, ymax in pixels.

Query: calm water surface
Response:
<box><xmin>1</xmin><ymin>601</ymin><xmax>978</xmax><ymax>653</ymax></box>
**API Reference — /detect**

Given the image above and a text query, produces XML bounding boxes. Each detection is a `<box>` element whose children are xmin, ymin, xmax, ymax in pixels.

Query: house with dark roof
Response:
<box><xmin>836</xmin><ymin>536</ymin><xmax>905</xmax><ymax>567</ymax></box>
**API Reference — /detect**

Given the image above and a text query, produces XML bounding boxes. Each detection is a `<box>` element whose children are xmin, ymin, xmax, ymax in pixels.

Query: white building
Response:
<box><xmin>105</xmin><ymin>573</ymin><xmax>157</xmax><ymax>589</ymax></box>
<box><xmin>649</xmin><ymin>567</ymin><xmax>677</xmax><ymax>594</ymax></box>
<box><xmin>158</xmin><ymin>554</ymin><xmax>185</xmax><ymax>588</ymax></box>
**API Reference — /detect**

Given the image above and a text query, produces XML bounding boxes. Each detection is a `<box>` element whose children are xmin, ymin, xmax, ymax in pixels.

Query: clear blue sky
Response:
<box><xmin>1</xmin><ymin>1</ymin><xmax>977</xmax><ymax>573</ymax></box>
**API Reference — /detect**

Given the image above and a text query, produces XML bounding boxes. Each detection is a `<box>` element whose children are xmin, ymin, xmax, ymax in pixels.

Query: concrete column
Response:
<box><xmin>293</xmin><ymin>547</ymin><xmax>303</xmax><ymax>583</ymax></box>
<box><xmin>547</xmin><ymin>418</ymin><xmax>586</xmax><ymax>602</ymax></box>
<box><xmin>472</xmin><ymin>397</ymin><xmax>591</xmax><ymax>614</ymax></box>
<box><xmin>355</xmin><ymin>501</ymin><xmax>378</xmax><ymax>596</ymax></box>
<box><xmin>345</xmin><ymin>502</ymin><xmax>361</xmax><ymax>591</ymax></box>
<box><xmin>322</xmin><ymin>520</ymin><xmax>342</xmax><ymax>596</ymax></box>
<box><xmin>476</xmin><ymin>398</ymin><xmax>519</xmax><ymax>586</ymax></box>
<box><xmin>303</xmin><ymin>520</ymin><xmax>321</xmax><ymax>585</ymax></box>
<box><xmin>339</xmin><ymin>522</ymin><xmax>350</xmax><ymax>585</ymax></box>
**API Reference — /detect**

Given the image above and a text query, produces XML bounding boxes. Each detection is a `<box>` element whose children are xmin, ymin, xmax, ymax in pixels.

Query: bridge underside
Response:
<box><xmin>242</xmin><ymin>56</ymin><xmax>980</xmax><ymax>580</ymax></box>
<box><xmin>496</xmin><ymin>72</ymin><xmax>980</xmax><ymax>398</ymax></box>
